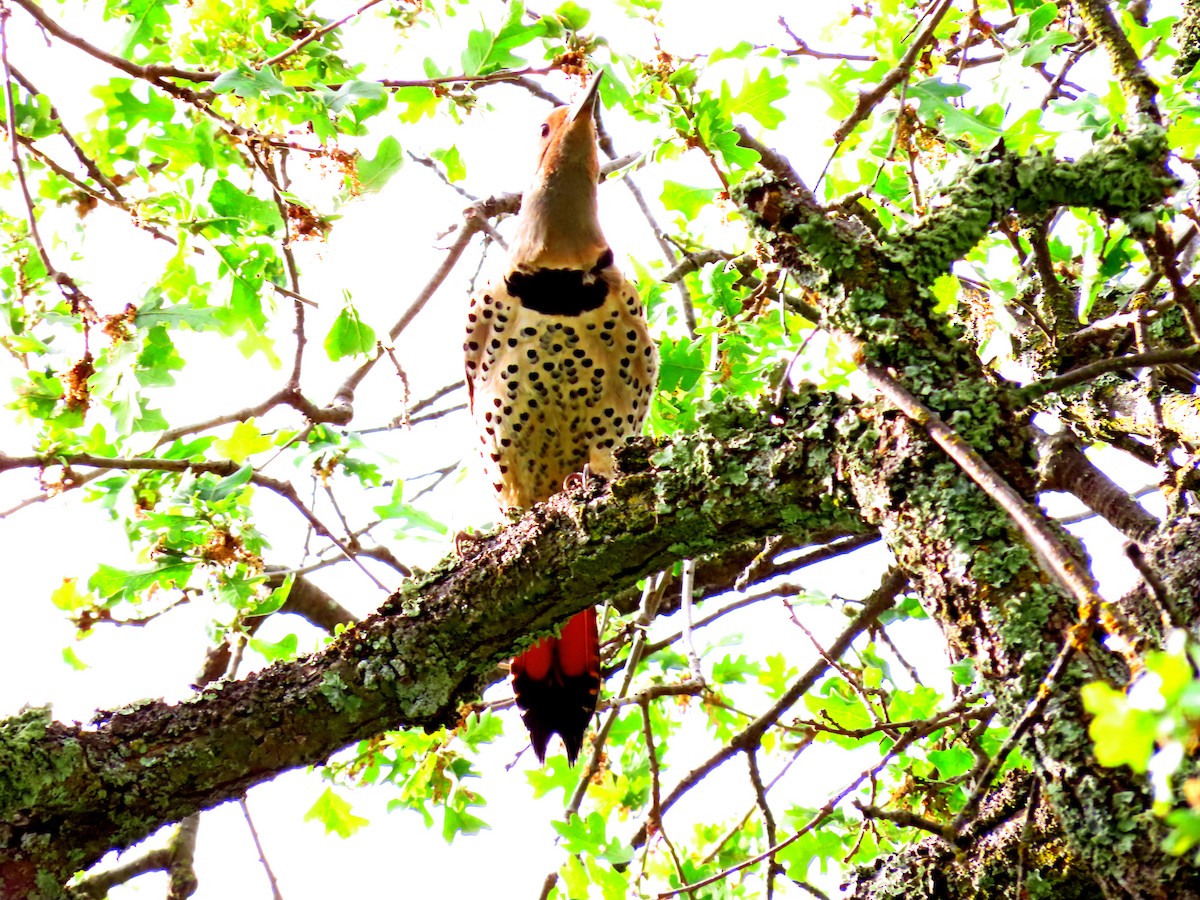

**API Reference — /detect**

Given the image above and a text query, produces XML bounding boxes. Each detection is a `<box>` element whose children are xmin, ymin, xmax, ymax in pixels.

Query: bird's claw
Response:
<box><xmin>454</xmin><ymin>529</ymin><xmax>485</xmax><ymax>557</ymax></box>
<box><xmin>563</xmin><ymin>464</ymin><xmax>594</xmax><ymax>494</ymax></box>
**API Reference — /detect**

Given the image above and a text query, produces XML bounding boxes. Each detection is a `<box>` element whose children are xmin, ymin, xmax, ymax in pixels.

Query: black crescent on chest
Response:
<box><xmin>505</xmin><ymin>249</ymin><xmax>615</xmax><ymax>316</ymax></box>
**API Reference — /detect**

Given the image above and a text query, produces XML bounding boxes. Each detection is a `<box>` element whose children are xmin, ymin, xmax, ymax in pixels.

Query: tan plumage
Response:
<box><xmin>464</xmin><ymin>72</ymin><xmax>658</xmax><ymax>763</ymax></box>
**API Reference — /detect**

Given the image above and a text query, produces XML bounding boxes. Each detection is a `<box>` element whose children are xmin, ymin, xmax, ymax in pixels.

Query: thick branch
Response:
<box><xmin>0</xmin><ymin>396</ymin><xmax>864</xmax><ymax>898</ymax></box>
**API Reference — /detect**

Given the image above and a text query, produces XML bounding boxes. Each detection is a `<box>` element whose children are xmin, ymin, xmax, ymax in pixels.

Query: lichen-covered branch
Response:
<box><xmin>882</xmin><ymin>127</ymin><xmax>1176</xmax><ymax>287</ymax></box>
<box><xmin>0</xmin><ymin>395</ymin><xmax>866</xmax><ymax>899</ymax></box>
<box><xmin>735</xmin><ymin>113</ymin><xmax>1198</xmax><ymax>894</ymax></box>
<box><xmin>1073</xmin><ymin>0</ymin><xmax>1162</xmax><ymax>124</ymax></box>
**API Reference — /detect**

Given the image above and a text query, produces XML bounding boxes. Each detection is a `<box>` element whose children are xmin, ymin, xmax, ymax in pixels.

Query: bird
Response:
<box><xmin>463</xmin><ymin>71</ymin><xmax>658</xmax><ymax>765</ymax></box>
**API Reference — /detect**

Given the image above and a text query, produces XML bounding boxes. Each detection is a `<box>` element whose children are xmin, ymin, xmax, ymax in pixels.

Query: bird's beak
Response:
<box><xmin>568</xmin><ymin>71</ymin><xmax>603</xmax><ymax>124</ymax></box>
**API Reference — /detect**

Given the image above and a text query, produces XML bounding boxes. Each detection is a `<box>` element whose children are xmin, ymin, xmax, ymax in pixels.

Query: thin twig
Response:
<box><xmin>832</xmin><ymin>0</ymin><xmax>956</xmax><ymax>145</ymax></box>
<box><xmin>656</xmin><ymin>691</ymin><xmax>963</xmax><ymax>898</ymax></box>
<box><xmin>261</xmin><ymin>0</ymin><xmax>384</xmax><ymax>71</ymax></box>
<box><xmin>239</xmin><ymin>798</ymin><xmax>284</xmax><ymax>900</ymax></box>
<box><xmin>641</xmin><ymin>697</ymin><xmax>690</xmax><ymax>894</ymax></box>
<box><xmin>1022</xmin><ymin>346</ymin><xmax>1200</xmax><ymax>398</ymax></box>
<box><xmin>629</xmin><ymin>569</ymin><xmax>904</xmax><ymax>850</ymax></box>
<box><xmin>746</xmin><ymin>747</ymin><xmax>779</xmax><ymax>900</ymax></box>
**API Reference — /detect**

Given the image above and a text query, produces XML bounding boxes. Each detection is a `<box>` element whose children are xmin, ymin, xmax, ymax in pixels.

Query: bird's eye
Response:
<box><xmin>540</xmin><ymin>122</ymin><xmax>551</xmax><ymax>138</ymax></box>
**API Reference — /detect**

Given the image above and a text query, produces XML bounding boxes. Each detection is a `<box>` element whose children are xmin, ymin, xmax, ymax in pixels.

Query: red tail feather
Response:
<box><xmin>511</xmin><ymin>608</ymin><xmax>600</xmax><ymax>765</ymax></box>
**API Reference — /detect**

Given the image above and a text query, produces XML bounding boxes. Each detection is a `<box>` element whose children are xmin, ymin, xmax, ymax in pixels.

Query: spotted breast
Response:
<box><xmin>465</xmin><ymin>253</ymin><xmax>656</xmax><ymax>510</ymax></box>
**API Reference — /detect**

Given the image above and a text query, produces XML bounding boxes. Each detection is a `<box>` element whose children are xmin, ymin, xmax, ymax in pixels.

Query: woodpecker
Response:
<box><xmin>464</xmin><ymin>72</ymin><xmax>658</xmax><ymax>764</ymax></box>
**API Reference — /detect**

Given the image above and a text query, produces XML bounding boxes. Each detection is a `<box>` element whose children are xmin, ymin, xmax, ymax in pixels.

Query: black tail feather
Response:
<box><xmin>512</xmin><ymin>668</ymin><xmax>598</xmax><ymax>765</ymax></box>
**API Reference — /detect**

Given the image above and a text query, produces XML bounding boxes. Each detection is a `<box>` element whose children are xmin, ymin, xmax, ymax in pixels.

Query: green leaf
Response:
<box><xmin>357</xmin><ymin>136</ymin><xmax>404</xmax><ymax>194</ymax></box>
<box><xmin>526</xmin><ymin>755</ymin><xmax>580</xmax><ymax>799</ymax></box>
<box><xmin>928</xmin><ymin>746</ymin><xmax>974</xmax><ymax>779</ymax></box>
<box><xmin>442</xmin><ymin>805</ymin><xmax>489</xmax><ymax>842</ymax></box>
<box><xmin>134</xmin><ymin>292</ymin><xmax>221</xmax><ymax>332</ymax></box>
<box><xmin>373</xmin><ymin>483</ymin><xmax>450</xmax><ymax>537</ymax></box>
<box><xmin>720</xmin><ymin>129</ymin><xmax>762</xmax><ymax>171</ymax></box>
<box><xmin>213</xmin><ymin>420</ymin><xmax>273</xmax><ymax>463</ymax></box>
<box><xmin>709</xmin><ymin>41</ymin><xmax>756</xmax><ymax>63</ymax></box>
<box><xmin>208</xmin><ymin>179</ymin><xmax>283</xmax><ymax>236</ymax></box>
<box><xmin>212</xmin><ymin>65</ymin><xmax>295</xmax><ymax>100</ymax></box>
<box><xmin>324</xmin><ymin>80</ymin><xmax>386</xmax><ymax>114</ymax></box>
<box><xmin>930</xmin><ymin>273</ymin><xmax>959</xmax><ymax>314</ymax></box>
<box><xmin>725</xmin><ymin>68</ymin><xmax>789</xmax><ymax>129</ymax></box>
<box><xmin>555</xmin><ymin>1</ymin><xmax>591</xmax><ymax>30</ymax></box>
<box><xmin>50</xmin><ymin>578</ymin><xmax>93</xmax><ymax>613</ymax></box>
<box><xmin>1081</xmin><ymin>681</ymin><xmax>1158</xmax><ymax>772</ymax></box>
<box><xmin>61</xmin><ymin>646</ymin><xmax>89</xmax><ymax>671</ymax></box>
<box><xmin>304</xmin><ymin>787</ymin><xmax>369</xmax><ymax>838</ymax></box>
<box><xmin>394</xmin><ymin>87</ymin><xmax>439</xmax><ymax>123</ymax></box>
<box><xmin>89</xmin><ymin>561</ymin><xmax>196</xmax><ymax>603</ymax></box>
<box><xmin>461</xmin><ymin>2</ymin><xmax>544</xmax><ymax>75</ymax></box>
<box><xmin>657</xmin><ymin>336</ymin><xmax>708</xmax><ymax>393</ymax></box>
<box><xmin>711</xmin><ymin>654</ymin><xmax>761</xmax><ymax>684</ymax></box>
<box><xmin>113</xmin><ymin>0</ymin><xmax>170</xmax><ymax>58</ymax></box>
<box><xmin>249</xmin><ymin>632</ymin><xmax>299</xmax><ymax>662</ymax></box>
<box><xmin>947</xmin><ymin>658</ymin><xmax>976</xmax><ymax>686</ymax></box>
<box><xmin>660</xmin><ymin>181</ymin><xmax>716</xmax><ymax>219</ymax></box>
<box><xmin>909</xmin><ymin>79</ymin><xmax>1003</xmax><ymax>143</ymax></box>
<box><xmin>430</xmin><ymin>146</ymin><xmax>466</xmax><ymax>182</ymax></box>
<box><xmin>325</xmin><ymin>304</ymin><xmax>377</xmax><ymax>360</ymax></box>
<box><xmin>552</xmin><ymin>812</ymin><xmax>634</xmax><ymax>865</ymax></box>
<box><xmin>1027</xmin><ymin>1</ymin><xmax>1059</xmax><ymax>33</ymax></box>
<box><xmin>249</xmin><ymin>574</ymin><xmax>294</xmax><ymax>617</ymax></box>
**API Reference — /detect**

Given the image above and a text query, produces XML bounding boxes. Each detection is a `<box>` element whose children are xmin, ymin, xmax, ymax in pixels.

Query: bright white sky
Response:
<box><xmin>0</xmin><ymin>0</ymin><xmax>1172</xmax><ymax>896</ymax></box>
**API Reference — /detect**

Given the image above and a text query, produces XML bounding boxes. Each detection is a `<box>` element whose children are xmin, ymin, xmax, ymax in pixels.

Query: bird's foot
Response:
<box><xmin>563</xmin><ymin>463</ymin><xmax>594</xmax><ymax>494</ymax></box>
<box><xmin>454</xmin><ymin>529</ymin><xmax>485</xmax><ymax>557</ymax></box>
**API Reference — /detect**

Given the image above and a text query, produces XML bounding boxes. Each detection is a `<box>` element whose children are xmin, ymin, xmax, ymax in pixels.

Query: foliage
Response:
<box><xmin>3</xmin><ymin>0</ymin><xmax>1200</xmax><ymax>897</ymax></box>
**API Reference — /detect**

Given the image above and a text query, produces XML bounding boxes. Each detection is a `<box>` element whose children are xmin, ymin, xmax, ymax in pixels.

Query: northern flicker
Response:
<box><xmin>464</xmin><ymin>72</ymin><xmax>658</xmax><ymax>764</ymax></box>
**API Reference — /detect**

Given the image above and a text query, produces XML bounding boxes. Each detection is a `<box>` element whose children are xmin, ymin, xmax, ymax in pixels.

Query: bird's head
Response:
<box><xmin>532</xmin><ymin>71</ymin><xmax>602</xmax><ymax>186</ymax></box>
<box><xmin>510</xmin><ymin>72</ymin><xmax>607</xmax><ymax>269</ymax></box>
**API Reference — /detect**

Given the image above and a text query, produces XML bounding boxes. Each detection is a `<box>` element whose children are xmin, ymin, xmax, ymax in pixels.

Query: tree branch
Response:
<box><xmin>0</xmin><ymin>395</ymin><xmax>865</xmax><ymax>898</ymax></box>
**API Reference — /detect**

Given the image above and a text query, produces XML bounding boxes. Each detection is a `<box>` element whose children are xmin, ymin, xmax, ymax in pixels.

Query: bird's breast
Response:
<box><xmin>466</xmin><ymin>274</ymin><xmax>657</xmax><ymax>511</ymax></box>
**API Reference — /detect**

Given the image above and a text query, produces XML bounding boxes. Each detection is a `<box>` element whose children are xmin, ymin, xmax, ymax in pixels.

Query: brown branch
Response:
<box><xmin>832</xmin><ymin>0</ymin><xmax>956</xmax><ymax>144</ymax></box>
<box><xmin>640</xmin><ymin>697</ymin><xmax>689</xmax><ymax>891</ymax></box>
<box><xmin>71</xmin><ymin>814</ymin><xmax>200</xmax><ymax>899</ymax></box>
<box><xmin>778</xmin><ymin>16</ymin><xmax>877</xmax><ymax>62</ymax></box>
<box><xmin>746</xmin><ymin>747</ymin><xmax>780</xmax><ymax>900</ymax></box>
<box><xmin>1023</xmin><ymin>346</ymin><xmax>1200</xmax><ymax>397</ymax></box>
<box><xmin>0</xmin><ymin>8</ymin><xmax>94</xmax><ymax>315</ymax></box>
<box><xmin>857</xmin><ymin>356</ymin><xmax>1103</xmax><ymax>618</ymax></box>
<box><xmin>629</xmin><ymin>568</ymin><xmax>904</xmax><ymax>849</ymax></box>
<box><xmin>260</xmin><ymin>0</ymin><xmax>385</xmax><ymax>71</ymax></box>
<box><xmin>1035</xmin><ymin>430</ymin><xmax>1161</xmax><ymax>546</ymax></box>
<box><xmin>1150</xmin><ymin>221</ymin><xmax>1200</xmax><ymax>342</ymax></box>
<box><xmin>238</xmin><ymin>799</ymin><xmax>282</xmax><ymax>900</ymax></box>
<box><xmin>854</xmin><ymin>801</ymin><xmax>956</xmax><ymax>844</ymax></box>
<box><xmin>734</xmin><ymin>125</ymin><xmax>805</xmax><ymax>188</ymax></box>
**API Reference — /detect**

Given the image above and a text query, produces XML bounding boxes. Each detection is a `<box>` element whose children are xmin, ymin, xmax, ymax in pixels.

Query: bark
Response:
<box><xmin>845</xmin><ymin>771</ymin><xmax>1095</xmax><ymax>899</ymax></box>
